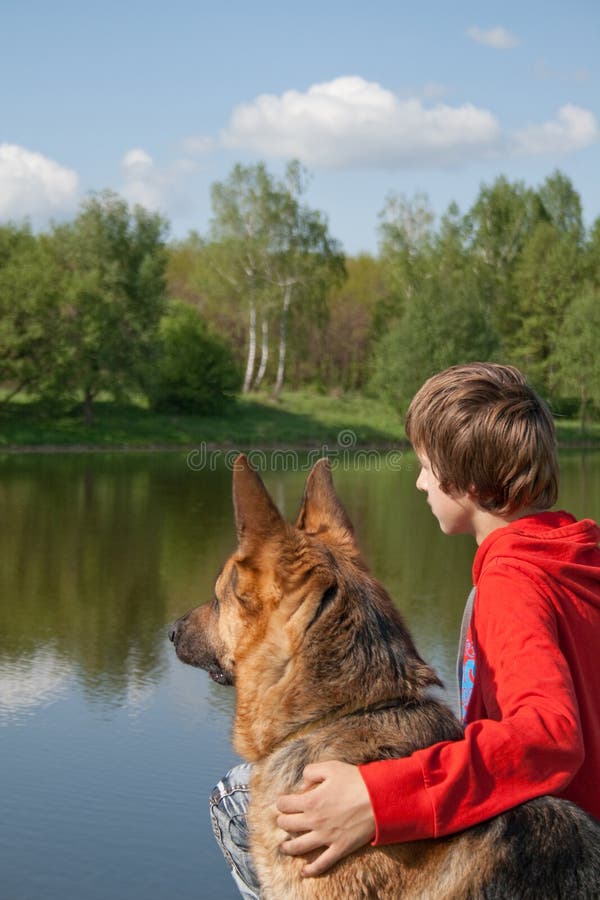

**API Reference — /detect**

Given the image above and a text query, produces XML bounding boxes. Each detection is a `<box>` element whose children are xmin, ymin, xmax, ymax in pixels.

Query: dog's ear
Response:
<box><xmin>233</xmin><ymin>454</ymin><xmax>285</xmax><ymax>550</ymax></box>
<box><xmin>295</xmin><ymin>458</ymin><xmax>355</xmax><ymax>540</ymax></box>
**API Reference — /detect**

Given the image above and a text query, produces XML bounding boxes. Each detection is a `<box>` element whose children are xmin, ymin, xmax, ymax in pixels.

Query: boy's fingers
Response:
<box><xmin>301</xmin><ymin>844</ymin><xmax>343</xmax><ymax>877</ymax></box>
<box><xmin>277</xmin><ymin>793</ymin><xmax>309</xmax><ymax>814</ymax></box>
<box><xmin>280</xmin><ymin>832</ymin><xmax>326</xmax><ymax>856</ymax></box>
<box><xmin>276</xmin><ymin>812</ymin><xmax>309</xmax><ymax>833</ymax></box>
<box><xmin>301</xmin><ymin>763</ymin><xmax>327</xmax><ymax>784</ymax></box>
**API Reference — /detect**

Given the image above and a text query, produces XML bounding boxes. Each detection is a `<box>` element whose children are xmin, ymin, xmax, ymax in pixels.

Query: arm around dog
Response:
<box><xmin>276</xmin><ymin>761</ymin><xmax>375</xmax><ymax>877</ymax></box>
<box><xmin>276</xmin><ymin>565</ymin><xmax>589</xmax><ymax>870</ymax></box>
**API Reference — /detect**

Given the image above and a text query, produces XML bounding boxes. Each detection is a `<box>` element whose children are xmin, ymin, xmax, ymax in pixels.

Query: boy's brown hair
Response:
<box><xmin>405</xmin><ymin>362</ymin><xmax>558</xmax><ymax>515</ymax></box>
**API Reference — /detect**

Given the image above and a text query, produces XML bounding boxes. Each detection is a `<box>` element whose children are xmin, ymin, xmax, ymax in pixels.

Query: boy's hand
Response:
<box><xmin>276</xmin><ymin>760</ymin><xmax>375</xmax><ymax>877</ymax></box>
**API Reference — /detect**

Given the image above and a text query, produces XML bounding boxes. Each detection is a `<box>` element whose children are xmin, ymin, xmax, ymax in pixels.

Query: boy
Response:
<box><xmin>211</xmin><ymin>363</ymin><xmax>600</xmax><ymax>894</ymax></box>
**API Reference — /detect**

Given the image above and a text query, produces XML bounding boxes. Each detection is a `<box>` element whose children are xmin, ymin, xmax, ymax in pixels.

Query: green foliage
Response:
<box><xmin>552</xmin><ymin>288</ymin><xmax>600</xmax><ymax>427</ymax></box>
<box><xmin>374</xmin><ymin>192</ymin><xmax>435</xmax><ymax>332</ymax></box>
<box><xmin>314</xmin><ymin>254</ymin><xmax>387</xmax><ymax>391</ymax></box>
<box><xmin>148</xmin><ymin>301</ymin><xmax>241</xmax><ymax>413</ymax></box>
<box><xmin>368</xmin><ymin>273</ymin><xmax>498</xmax><ymax>409</ymax></box>
<box><xmin>0</xmin><ymin>226</ymin><xmax>64</xmax><ymax>403</ymax></box>
<box><xmin>47</xmin><ymin>191</ymin><xmax>169</xmax><ymax>421</ymax></box>
<box><xmin>207</xmin><ymin>160</ymin><xmax>345</xmax><ymax>395</ymax></box>
<box><xmin>370</xmin><ymin>191</ymin><xmax>499</xmax><ymax>408</ymax></box>
<box><xmin>2</xmin><ymin>166</ymin><xmax>599</xmax><ymax>442</ymax></box>
<box><xmin>511</xmin><ymin>222</ymin><xmax>584</xmax><ymax>393</ymax></box>
<box><xmin>538</xmin><ymin>170</ymin><xmax>584</xmax><ymax>243</ymax></box>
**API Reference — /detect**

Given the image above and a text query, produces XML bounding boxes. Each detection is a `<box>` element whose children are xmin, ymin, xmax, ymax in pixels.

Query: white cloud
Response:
<box><xmin>513</xmin><ymin>105</ymin><xmax>599</xmax><ymax>156</ymax></box>
<box><xmin>0</xmin><ymin>143</ymin><xmax>79</xmax><ymax>222</ymax></box>
<box><xmin>120</xmin><ymin>148</ymin><xmax>197</xmax><ymax>212</ymax></box>
<box><xmin>222</xmin><ymin>76</ymin><xmax>502</xmax><ymax>170</ymax></box>
<box><xmin>181</xmin><ymin>134</ymin><xmax>215</xmax><ymax>156</ymax></box>
<box><xmin>467</xmin><ymin>26</ymin><xmax>519</xmax><ymax>50</ymax></box>
<box><xmin>122</xmin><ymin>147</ymin><xmax>154</xmax><ymax>173</ymax></box>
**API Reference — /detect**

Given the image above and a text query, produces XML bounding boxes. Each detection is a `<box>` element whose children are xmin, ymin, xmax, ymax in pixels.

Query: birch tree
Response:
<box><xmin>209</xmin><ymin>164</ymin><xmax>274</xmax><ymax>392</ymax></box>
<box><xmin>267</xmin><ymin>163</ymin><xmax>345</xmax><ymax>396</ymax></box>
<box><xmin>208</xmin><ymin>161</ymin><xmax>344</xmax><ymax>396</ymax></box>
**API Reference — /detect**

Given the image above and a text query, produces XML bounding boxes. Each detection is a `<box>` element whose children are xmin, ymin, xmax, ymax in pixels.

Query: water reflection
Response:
<box><xmin>0</xmin><ymin>457</ymin><xmax>170</xmax><ymax>712</ymax></box>
<box><xmin>0</xmin><ymin>645</ymin><xmax>73</xmax><ymax>721</ymax></box>
<box><xmin>1</xmin><ymin>450</ymin><xmax>599</xmax><ymax>715</ymax></box>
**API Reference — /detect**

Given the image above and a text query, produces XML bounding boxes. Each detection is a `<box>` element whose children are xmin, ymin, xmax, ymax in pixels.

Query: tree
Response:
<box><xmin>209</xmin><ymin>163</ymin><xmax>275</xmax><ymax>393</ymax></box>
<box><xmin>148</xmin><ymin>301</ymin><xmax>241</xmax><ymax>413</ymax></box>
<box><xmin>585</xmin><ymin>216</ymin><xmax>600</xmax><ymax>288</ymax></box>
<box><xmin>552</xmin><ymin>288</ymin><xmax>600</xmax><ymax>429</ymax></box>
<box><xmin>50</xmin><ymin>191</ymin><xmax>168</xmax><ymax>422</ymax></box>
<box><xmin>368</xmin><ymin>275</ymin><xmax>498</xmax><ymax>410</ymax></box>
<box><xmin>538</xmin><ymin>170</ymin><xmax>584</xmax><ymax>244</ymax></box>
<box><xmin>268</xmin><ymin>163</ymin><xmax>345</xmax><ymax>397</ymax></box>
<box><xmin>369</xmin><ymin>203</ymin><xmax>498</xmax><ymax>408</ymax></box>
<box><xmin>469</xmin><ymin>176</ymin><xmax>542</xmax><ymax>276</ymax></box>
<box><xmin>208</xmin><ymin>161</ymin><xmax>344</xmax><ymax>397</ymax></box>
<box><xmin>315</xmin><ymin>254</ymin><xmax>387</xmax><ymax>392</ymax></box>
<box><xmin>0</xmin><ymin>225</ymin><xmax>64</xmax><ymax>403</ymax></box>
<box><xmin>467</xmin><ymin>176</ymin><xmax>544</xmax><ymax>348</ymax></box>
<box><xmin>511</xmin><ymin>222</ymin><xmax>584</xmax><ymax>395</ymax></box>
<box><xmin>374</xmin><ymin>192</ymin><xmax>435</xmax><ymax>334</ymax></box>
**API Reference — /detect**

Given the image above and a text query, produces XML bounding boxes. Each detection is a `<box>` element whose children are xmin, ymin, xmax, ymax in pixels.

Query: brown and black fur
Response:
<box><xmin>170</xmin><ymin>455</ymin><xmax>600</xmax><ymax>899</ymax></box>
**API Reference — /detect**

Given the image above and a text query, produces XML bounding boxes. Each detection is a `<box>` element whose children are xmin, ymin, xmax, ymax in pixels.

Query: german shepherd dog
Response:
<box><xmin>170</xmin><ymin>455</ymin><xmax>600</xmax><ymax>899</ymax></box>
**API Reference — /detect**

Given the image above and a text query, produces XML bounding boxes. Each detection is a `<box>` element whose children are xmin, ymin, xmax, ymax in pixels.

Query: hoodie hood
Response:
<box><xmin>473</xmin><ymin>511</ymin><xmax>600</xmax><ymax>610</ymax></box>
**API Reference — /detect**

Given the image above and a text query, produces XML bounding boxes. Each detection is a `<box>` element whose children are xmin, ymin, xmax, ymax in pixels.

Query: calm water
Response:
<box><xmin>1</xmin><ymin>450</ymin><xmax>599</xmax><ymax>900</ymax></box>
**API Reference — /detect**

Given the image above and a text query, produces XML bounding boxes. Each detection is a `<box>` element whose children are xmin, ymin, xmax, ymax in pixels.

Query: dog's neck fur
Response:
<box><xmin>231</xmin><ymin>573</ymin><xmax>440</xmax><ymax>761</ymax></box>
<box><xmin>267</xmin><ymin>696</ymin><xmax>415</xmax><ymax>755</ymax></box>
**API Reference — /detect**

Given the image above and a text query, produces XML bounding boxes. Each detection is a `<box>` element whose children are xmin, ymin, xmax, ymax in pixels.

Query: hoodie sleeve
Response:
<box><xmin>358</xmin><ymin>563</ymin><xmax>585</xmax><ymax>843</ymax></box>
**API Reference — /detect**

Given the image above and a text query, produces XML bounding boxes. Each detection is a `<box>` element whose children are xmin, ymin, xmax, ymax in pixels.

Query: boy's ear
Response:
<box><xmin>295</xmin><ymin>458</ymin><xmax>356</xmax><ymax>542</ymax></box>
<box><xmin>232</xmin><ymin>454</ymin><xmax>286</xmax><ymax>551</ymax></box>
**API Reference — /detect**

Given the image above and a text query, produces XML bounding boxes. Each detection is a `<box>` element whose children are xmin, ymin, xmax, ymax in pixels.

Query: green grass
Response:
<box><xmin>0</xmin><ymin>390</ymin><xmax>404</xmax><ymax>449</ymax></box>
<box><xmin>553</xmin><ymin>417</ymin><xmax>600</xmax><ymax>446</ymax></box>
<box><xmin>1</xmin><ymin>391</ymin><xmax>599</xmax><ymax>450</ymax></box>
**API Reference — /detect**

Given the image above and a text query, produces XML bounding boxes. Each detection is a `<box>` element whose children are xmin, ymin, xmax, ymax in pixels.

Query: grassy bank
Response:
<box><xmin>1</xmin><ymin>391</ymin><xmax>599</xmax><ymax>451</ymax></box>
<box><xmin>0</xmin><ymin>391</ymin><xmax>403</xmax><ymax>450</ymax></box>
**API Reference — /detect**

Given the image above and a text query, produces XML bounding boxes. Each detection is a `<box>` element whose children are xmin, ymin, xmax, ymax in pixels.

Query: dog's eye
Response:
<box><xmin>233</xmin><ymin>590</ymin><xmax>254</xmax><ymax>610</ymax></box>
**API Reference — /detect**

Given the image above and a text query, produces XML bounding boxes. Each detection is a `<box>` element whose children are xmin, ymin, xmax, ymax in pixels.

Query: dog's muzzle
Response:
<box><xmin>168</xmin><ymin>613</ymin><xmax>235</xmax><ymax>685</ymax></box>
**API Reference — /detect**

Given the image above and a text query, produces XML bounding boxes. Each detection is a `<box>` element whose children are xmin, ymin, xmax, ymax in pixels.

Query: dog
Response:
<box><xmin>170</xmin><ymin>454</ymin><xmax>600</xmax><ymax>898</ymax></box>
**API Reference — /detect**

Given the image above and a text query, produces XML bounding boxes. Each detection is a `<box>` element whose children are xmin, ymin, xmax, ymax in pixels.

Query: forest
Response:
<box><xmin>1</xmin><ymin>161</ymin><xmax>599</xmax><ymax>430</ymax></box>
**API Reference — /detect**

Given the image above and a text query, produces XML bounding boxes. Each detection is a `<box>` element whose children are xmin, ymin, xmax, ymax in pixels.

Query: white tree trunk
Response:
<box><xmin>274</xmin><ymin>285</ymin><xmax>292</xmax><ymax>398</ymax></box>
<box><xmin>243</xmin><ymin>302</ymin><xmax>257</xmax><ymax>393</ymax></box>
<box><xmin>252</xmin><ymin>316</ymin><xmax>269</xmax><ymax>390</ymax></box>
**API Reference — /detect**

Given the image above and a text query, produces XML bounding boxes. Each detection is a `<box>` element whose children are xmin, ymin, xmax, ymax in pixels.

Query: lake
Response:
<box><xmin>1</xmin><ymin>449</ymin><xmax>599</xmax><ymax>900</ymax></box>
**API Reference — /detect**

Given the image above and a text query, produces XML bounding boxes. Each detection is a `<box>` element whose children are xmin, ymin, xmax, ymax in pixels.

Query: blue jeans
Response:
<box><xmin>210</xmin><ymin>763</ymin><xmax>261</xmax><ymax>899</ymax></box>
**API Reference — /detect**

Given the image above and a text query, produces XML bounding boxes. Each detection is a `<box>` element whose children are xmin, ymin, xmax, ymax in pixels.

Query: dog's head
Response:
<box><xmin>170</xmin><ymin>454</ymin><xmax>438</xmax><ymax>758</ymax></box>
<box><xmin>170</xmin><ymin>454</ymin><xmax>357</xmax><ymax>679</ymax></box>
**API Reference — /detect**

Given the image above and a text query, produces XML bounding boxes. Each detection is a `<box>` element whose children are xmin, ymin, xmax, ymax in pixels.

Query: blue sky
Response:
<box><xmin>2</xmin><ymin>0</ymin><xmax>599</xmax><ymax>253</ymax></box>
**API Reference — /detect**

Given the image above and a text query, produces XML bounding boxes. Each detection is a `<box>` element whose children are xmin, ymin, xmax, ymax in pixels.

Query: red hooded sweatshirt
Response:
<box><xmin>359</xmin><ymin>511</ymin><xmax>600</xmax><ymax>844</ymax></box>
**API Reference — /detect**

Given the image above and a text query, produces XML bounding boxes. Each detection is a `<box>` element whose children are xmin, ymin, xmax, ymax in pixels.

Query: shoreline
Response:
<box><xmin>2</xmin><ymin>438</ymin><xmax>600</xmax><ymax>455</ymax></box>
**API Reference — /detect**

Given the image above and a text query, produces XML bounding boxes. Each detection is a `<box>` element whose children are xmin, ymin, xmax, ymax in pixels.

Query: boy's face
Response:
<box><xmin>415</xmin><ymin>453</ymin><xmax>477</xmax><ymax>537</ymax></box>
